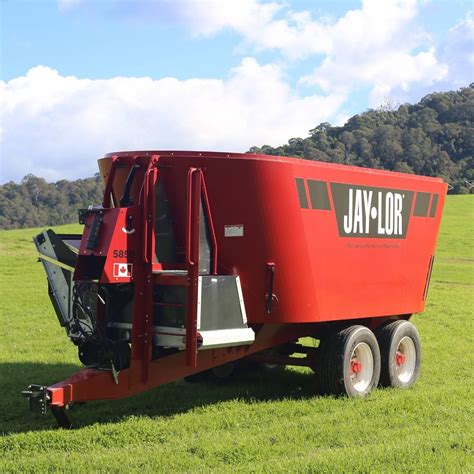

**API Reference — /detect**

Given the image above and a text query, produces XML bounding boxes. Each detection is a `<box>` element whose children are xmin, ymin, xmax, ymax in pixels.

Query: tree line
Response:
<box><xmin>249</xmin><ymin>84</ymin><xmax>473</xmax><ymax>194</ymax></box>
<box><xmin>0</xmin><ymin>84</ymin><xmax>472</xmax><ymax>229</ymax></box>
<box><xmin>0</xmin><ymin>174</ymin><xmax>103</xmax><ymax>230</ymax></box>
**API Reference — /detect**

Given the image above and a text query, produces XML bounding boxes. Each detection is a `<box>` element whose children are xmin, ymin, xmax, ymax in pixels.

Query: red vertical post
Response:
<box><xmin>130</xmin><ymin>165</ymin><xmax>155</xmax><ymax>387</ymax></box>
<box><xmin>186</xmin><ymin>168</ymin><xmax>201</xmax><ymax>367</ymax></box>
<box><xmin>141</xmin><ymin>167</ymin><xmax>156</xmax><ymax>382</ymax></box>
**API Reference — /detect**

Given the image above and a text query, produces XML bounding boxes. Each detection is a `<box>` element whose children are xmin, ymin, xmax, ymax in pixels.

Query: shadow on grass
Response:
<box><xmin>2</xmin><ymin>362</ymin><xmax>318</xmax><ymax>434</ymax></box>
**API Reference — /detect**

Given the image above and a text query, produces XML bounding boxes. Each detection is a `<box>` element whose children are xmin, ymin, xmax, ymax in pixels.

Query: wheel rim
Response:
<box><xmin>263</xmin><ymin>363</ymin><xmax>279</xmax><ymax>370</ymax></box>
<box><xmin>395</xmin><ymin>336</ymin><xmax>416</xmax><ymax>383</ymax></box>
<box><xmin>349</xmin><ymin>342</ymin><xmax>374</xmax><ymax>393</ymax></box>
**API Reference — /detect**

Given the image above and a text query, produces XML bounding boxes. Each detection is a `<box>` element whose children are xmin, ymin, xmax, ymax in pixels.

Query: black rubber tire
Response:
<box><xmin>375</xmin><ymin>320</ymin><xmax>421</xmax><ymax>389</ymax></box>
<box><xmin>260</xmin><ymin>362</ymin><xmax>284</xmax><ymax>373</ymax></box>
<box><xmin>315</xmin><ymin>325</ymin><xmax>381</xmax><ymax>397</ymax></box>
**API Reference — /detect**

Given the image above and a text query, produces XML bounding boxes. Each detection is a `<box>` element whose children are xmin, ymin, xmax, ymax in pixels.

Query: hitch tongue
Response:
<box><xmin>22</xmin><ymin>384</ymin><xmax>49</xmax><ymax>415</ymax></box>
<box><xmin>22</xmin><ymin>384</ymin><xmax>73</xmax><ymax>429</ymax></box>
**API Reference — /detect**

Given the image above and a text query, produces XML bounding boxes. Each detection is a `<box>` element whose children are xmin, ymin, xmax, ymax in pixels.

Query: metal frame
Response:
<box><xmin>44</xmin><ymin>322</ymin><xmax>316</xmax><ymax>408</ymax></box>
<box><xmin>24</xmin><ymin>150</ymin><xmax>446</xmax><ymax>426</ymax></box>
<box><xmin>185</xmin><ymin>167</ymin><xmax>201</xmax><ymax>367</ymax></box>
<box><xmin>28</xmin><ymin>159</ymin><xmax>319</xmax><ymax>419</ymax></box>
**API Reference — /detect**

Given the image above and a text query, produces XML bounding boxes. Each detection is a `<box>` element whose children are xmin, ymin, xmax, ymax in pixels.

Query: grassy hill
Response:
<box><xmin>0</xmin><ymin>196</ymin><xmax>473</xmax><ymax>472</ymax></box>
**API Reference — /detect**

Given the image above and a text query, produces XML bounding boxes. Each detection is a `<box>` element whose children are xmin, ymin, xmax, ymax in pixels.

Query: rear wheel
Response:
<box><xmin>375</xmin><ymin>320</ymin><xmax>421</xmax><ymax>388</ymax></box>
<box><xmin>315</xmin><ymin>325</ymin><xmax>381</xmax><ymax>397</ymax></box>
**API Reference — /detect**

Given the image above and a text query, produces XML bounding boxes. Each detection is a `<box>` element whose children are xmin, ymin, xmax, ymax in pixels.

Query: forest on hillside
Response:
<box><xmin>0</xmin><ymin>85</ymin><xmax>472</xmax><ymax>229</ymax></box>
<box><xmin>250</xmin><ymin>84</ymin><xmax>473</xmax><ymax>194</ymax></box>
<box><xmin>0</xmin><ymin>174</ymin><xmax>103</xmax><ymax>229</ymax></box>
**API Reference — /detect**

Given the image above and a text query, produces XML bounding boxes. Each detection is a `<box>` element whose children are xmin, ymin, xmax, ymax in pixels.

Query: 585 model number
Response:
<box><xmin>113</xmin><ymin>250</ymin><xmax>135</xmax><ymax>258</ymax></box>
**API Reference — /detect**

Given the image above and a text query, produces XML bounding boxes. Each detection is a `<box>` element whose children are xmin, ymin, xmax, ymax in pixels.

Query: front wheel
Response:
<box><xmin>315</xmin><ymin>325</ymin><xmax>381</xmax><ymax>397</ymax></box>
<box><xmin>375</xmin><ymin>320</ymin><xmax>421</xmax><ymax>389</ymax></box>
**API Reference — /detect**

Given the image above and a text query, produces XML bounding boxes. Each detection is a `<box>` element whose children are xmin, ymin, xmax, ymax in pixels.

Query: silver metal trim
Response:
<box><xmin>107</xmin><ymin>322</ymin><xmax>132</xmax><ymax>330</ymax></box>
<box><xmin>199</xmin><ymin>327</ymin><xmax>255</xmax><ymax>349</ymax></box>
<box><xmin>108</xmin><ymin>322</ymin><xmax>255</xmax><ymax>350</ymax></box>
<box><xmin>235</xmin><ymin>275</ymin><xmax>247</xmax><ymax>324</ymax></box>
<box><xmin>121</xmin><ymin>226</ymin><xmax>136</xmax><ymax>235</ymax></box>
<box><xmin>153</xmin><ymin>327</ymin><xmax>255</xmax><ymax>350</ymax></box>
<box><xmin>197</xmin><ymin>276</ymin><xmax>202</xmax><ymax>330</ymax></box>
<box><xmin>152</xmin><ymin>269</ymin><xmax>188</xmax><ymax>275</ymax></box>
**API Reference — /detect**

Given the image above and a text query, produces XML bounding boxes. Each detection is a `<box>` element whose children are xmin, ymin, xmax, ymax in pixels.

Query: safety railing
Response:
<box><xmin>186</xmin><ymin>168</ymin><xmax>201</xmax><ymax>367</ymax></box>
<box><xmin>143</xmin><ymin>166</ymin><xmax>157</xmax><ymax>264</ymax></box>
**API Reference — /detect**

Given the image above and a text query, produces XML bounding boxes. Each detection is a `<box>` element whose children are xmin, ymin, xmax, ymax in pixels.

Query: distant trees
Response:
<box><xmin>249</xmin><ymin>84</ymin><xmax>474</xmax><ymax>194</ymax></box>
<box><xmin>1</xmin><ymin>85</ymin><xmax>472</xmax><ymax>230</ymax></box>
<box><xmin>0</xmin><ymin>174</ymin><xmax>103</xmax><ymax>229</ymax></box>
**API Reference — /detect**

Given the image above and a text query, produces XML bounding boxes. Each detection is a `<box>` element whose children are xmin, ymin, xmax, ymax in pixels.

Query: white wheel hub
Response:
<box><xmin>395</xmin><ymin>336</ymin><xmax>416</xmax><ymax>383</ymax></box>
<box><xmin>349</xmin><ymin>342</ymin><xmax>374</xmax><ymax>392</ymax></box>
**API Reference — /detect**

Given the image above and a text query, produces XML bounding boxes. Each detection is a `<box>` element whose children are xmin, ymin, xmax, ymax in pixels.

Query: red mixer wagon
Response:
<box><xmin>24</xmin><ymin>150</ymin><xmax>446</xmax><ymax>427</ymax></box>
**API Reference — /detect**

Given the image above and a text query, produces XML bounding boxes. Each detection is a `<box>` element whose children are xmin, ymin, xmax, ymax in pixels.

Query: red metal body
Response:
<box><xmin>41</xmin><ymin>150</ymin><xmax>446</xmax><ymax>409</ymax></box>
<box><xmin>98</xmin><ymin>151</ymin><xmax>446</xmax><ymax>323</ymax></box>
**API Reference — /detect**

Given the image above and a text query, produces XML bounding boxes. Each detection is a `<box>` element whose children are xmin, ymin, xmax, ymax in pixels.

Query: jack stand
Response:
<box><xmin>50</xmin><ymin>405</ymin><xmax>73</xmax><ymax>429</ymax></box>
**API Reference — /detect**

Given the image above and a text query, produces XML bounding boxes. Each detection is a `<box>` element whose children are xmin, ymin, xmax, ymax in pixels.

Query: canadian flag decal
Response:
<box><xmin>113</xmin><ymin>263</ymin><xmax>133</xmax><ymax>278</ymax></box>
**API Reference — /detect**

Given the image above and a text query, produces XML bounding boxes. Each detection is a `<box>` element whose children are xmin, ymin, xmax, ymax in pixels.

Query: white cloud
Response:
<box><xmin>53</xmin><ymin>0</ymin><xmax>471</xmax><ymax>107</ymax></box>
<box><xmin>115</xmin><ymin>0</ymin><xmax>453</xmax><ymax>104</ymax></box>
<box><xmin>295</xmin><ymin>0</ymin><xmax>448</xmax><ymax>105</ymax></box>
<box><xmin>367</xmin><ymin>10</ymin><xmax>474</xmax><ymax>105</ymax></box>
<box><xmin>177</xmin><ymin>0</ymin><xmax>329</xmax><ymax>60</ymax></box>
<box><xmin>58</xmin><ymin>0</ymin><xmax>84</xmax><ymax>11</ymax></box>
<box><xmin>437</xmin><ymin>12</ymin><xmax>474</xmax><ymax>89</ymax></box>
<box><xmin>178</xmin><ymin>0</ymin><xmax>282</xmax><ymax>38</ymax></box>
<box><xmin>10</xmin><ymin>1</ymin><xmax>472</xmax><ymax>183</ymax></box>
<box><xmin>0</xmin><ymin>61</ymin><xmax>345</xmax><ymax>182</ymax></box>
<box><xmin>127</xmin><ymin>1</ymin><xmax>420</xmax><ymax>56</ymax></box>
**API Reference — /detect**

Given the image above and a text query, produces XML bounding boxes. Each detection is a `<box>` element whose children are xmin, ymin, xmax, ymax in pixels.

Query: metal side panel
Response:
<box><xmin>43</xmin><ymin>260</ymin><xmax>72</xmax><ymax>326</ymax></box>
<box><xmin>108</xmin><ymin>275</ymin><xmax>254</xmax><ymax>350</ymax></box>
<box><xmin>199</xmin><ymin>201</ymin><xmax>211</xmax><ymax>274</ymax></box>
<box><xmin>34</xmin><ymin>230</ymin><xmax>78</xmax><ymax>327</ymax></box>
<box><xmin>148</xmin><ymin>275</ymin><xmax>254</xmax><ymax>349</ymax></box>
<box><xmin>151</xmin><ymin>327</ymin><xmax>255</xmax><ymax>350</ymax></box>
<box><xmin>198</xmin><ymin>328</ymin><xmax>255</xmax><ymax>349</ymax></box>
<box><xmin>35</xmin><ymin>230</ymin><xmax>77</xmax><ymax>268</ymax></box>
<box><xmin>56</xmin><ymin>234</ymin><xmax>82</xmax><ymax>253</ymax></box>
<box><xmin>108</xmin><ymin>324</ymin><xmax>255</xmax><ymax>350</ymax></box>
<box><xmin>198</xmin><ymin>275</ymin><xmax>248</xmax><ymax>331</ymax></box>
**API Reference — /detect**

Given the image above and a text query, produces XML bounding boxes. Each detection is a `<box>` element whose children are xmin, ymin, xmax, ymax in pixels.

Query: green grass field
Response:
<box><xmin>1</xmin><ymin>196</ymin><xmax>473</xmax><ymax>472</ymax></box>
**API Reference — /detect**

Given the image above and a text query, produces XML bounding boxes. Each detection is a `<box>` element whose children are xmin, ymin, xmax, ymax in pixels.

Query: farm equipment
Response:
<box><xmin>24</xmin><ymin>151</ymin><xmax>446</xmax><ymax>427</ymax></box>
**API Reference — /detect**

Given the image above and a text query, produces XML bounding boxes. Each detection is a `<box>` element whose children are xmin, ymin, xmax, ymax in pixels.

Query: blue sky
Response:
<box><xmin>1</xmin><ymin>0</ymin><xmax>473</xmax><ymax>182</ymax></box>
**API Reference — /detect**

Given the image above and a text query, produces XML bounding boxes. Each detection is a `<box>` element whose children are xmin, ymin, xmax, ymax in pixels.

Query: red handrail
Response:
<box><xmin>186</xmin><ymin>168</ymin><xmax>201</xmax><ymax>367</ymax></box>
<box><xmin>142</xmin><ymin>166</ymin><xmax>157</xmax><ymax>263</ymax></box>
